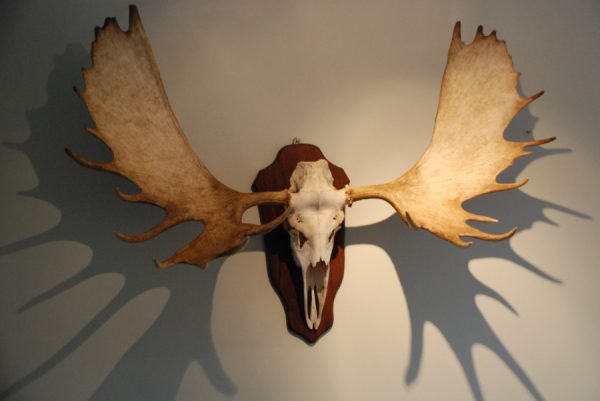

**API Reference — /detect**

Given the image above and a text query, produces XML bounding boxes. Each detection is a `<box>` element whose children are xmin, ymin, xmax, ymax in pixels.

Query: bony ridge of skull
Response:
<box><xmin>286</xmin><ymin>160</ymin><xmax>347</xmax><ymax>330</ymax></box>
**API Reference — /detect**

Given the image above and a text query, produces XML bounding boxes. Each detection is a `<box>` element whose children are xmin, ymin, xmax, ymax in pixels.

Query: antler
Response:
<box><xmin>347</xmin><ymin>22</ymin><xmax>555</xmax><ymax>247</ymax></box>
<box><xmin>67</xmin><ymin>5</ymin><xmax>289</xmax><ymax>268</ymax></box>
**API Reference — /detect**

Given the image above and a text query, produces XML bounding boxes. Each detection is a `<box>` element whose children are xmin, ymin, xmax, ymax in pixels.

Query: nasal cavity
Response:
<box><xmin>308</xmin><ymin>261</ymin><xmax>328</xmax><ymax>289</ymax></box>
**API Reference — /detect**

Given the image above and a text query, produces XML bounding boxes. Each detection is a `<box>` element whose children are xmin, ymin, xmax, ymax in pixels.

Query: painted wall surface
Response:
<box><xmin>1</xmin><ymin>1</ymin><xmax>598</xmax><ymax>400</ymax></box>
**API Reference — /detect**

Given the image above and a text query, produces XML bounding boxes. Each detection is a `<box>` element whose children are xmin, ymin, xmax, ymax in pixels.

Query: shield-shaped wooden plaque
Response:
<box><xmin>252</xmin><ymin>144</ymin><xmax>349</xmax><ymax>343</ymax></box>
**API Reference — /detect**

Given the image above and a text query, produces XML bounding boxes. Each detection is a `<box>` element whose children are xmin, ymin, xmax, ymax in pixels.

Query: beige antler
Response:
<box><xmin>347</xmin><ymin>22</ymin><xmax>555</xmax><ymax>247</ymax></box>
<box><xmin>67</xmin><ymin>5</ymin><xmax>289</xmax><ymax>268</ymax></box>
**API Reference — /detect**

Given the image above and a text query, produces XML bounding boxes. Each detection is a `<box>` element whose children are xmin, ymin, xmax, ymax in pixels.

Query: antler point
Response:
<box><xmin>451</xmin><ymin>21</ymin><xmax>463</xmax><ymax>47</ymax></box>
<box><xmin>457</xmin><ymin>239</ymin><xmax>473</xmax><ymax>248</ymax></box>
<box><xmin>453</xmin><ymin>21</ymin><xmax>461</xmax><ymax>33</ymax></box>
<box><xmin>114</xmin><ymin>231</ymin><xmax>131</xmax><ymax>242</ymax></box>
<box><xmin>475</xmin><ymin>25</ymin><xmax>484</xmax><ymax>39</ymax></box>
<box><xmin>154</xmin><ymin>258</ymin><xmax>171</xmax><ymax>269</ymax></box>
<box><xmin>128</xmin><ymin>4</ymin><xmax>142</xmax><ymax>31</ymax></box>
<box><xmin>531</xmin><ymin>90</ymin><xmax>545</xmax><ymax>100</ymax></box>
<box><xmin>503</xmin><ymin>227</ymin><xmax>519</xmax><ymax>240</ymax></box>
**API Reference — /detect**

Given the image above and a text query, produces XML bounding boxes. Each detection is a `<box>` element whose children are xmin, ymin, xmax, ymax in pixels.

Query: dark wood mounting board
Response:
<box><xmin>252</xmin><ymin>144</ymin><xmax>349</xmax><ymax>343</ymax></box>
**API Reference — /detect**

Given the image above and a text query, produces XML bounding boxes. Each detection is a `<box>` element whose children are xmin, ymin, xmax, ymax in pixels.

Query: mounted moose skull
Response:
<box><xmin>68</xmin><ymin>6</ymin><xmax>555</xmax><ymax>340</ymax></box>
<box><xmin>286</xmin><ymin>160</ymin><xmax>346</xmax><ymax>330</ymax></box>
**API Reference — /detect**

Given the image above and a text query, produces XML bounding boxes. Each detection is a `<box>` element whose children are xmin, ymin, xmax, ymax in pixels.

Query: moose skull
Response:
<box><xmin>286</xmin><ymin>160</ymin><xmax>346</xmax><ymax>330</ymax></box>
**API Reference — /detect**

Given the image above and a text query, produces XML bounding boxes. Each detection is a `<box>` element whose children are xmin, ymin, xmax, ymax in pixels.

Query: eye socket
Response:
<box><xmin>297</xmin><ymin>231</ymin><xmax>308</xmax><ymax>248</ymax></box>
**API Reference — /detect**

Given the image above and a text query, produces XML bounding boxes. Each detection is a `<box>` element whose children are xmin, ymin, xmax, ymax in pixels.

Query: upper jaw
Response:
<box><xmin>303</xmin><ymin>260</ymin><xmax>330</xmax><ymax>330</ymax></box>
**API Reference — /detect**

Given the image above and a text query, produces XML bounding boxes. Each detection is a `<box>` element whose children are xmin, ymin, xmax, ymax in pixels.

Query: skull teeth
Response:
<box><xmin>304</xmin><ymin>261</ymin><xmax>329</xmax><ymax>330</ymax></box>
<box><xmin>306</xmin><ymin>285</ymin><xmax>321</xmax><ymax>330</ymax></box>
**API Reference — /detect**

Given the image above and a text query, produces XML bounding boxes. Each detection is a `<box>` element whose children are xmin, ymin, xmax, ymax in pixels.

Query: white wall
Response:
<box><xmin>1</xmin><ymin>1</ymin><xmax>598</xmax><ymax>400</ymax></box>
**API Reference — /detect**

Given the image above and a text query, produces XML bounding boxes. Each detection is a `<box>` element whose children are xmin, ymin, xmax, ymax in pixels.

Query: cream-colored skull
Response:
<box><xmin>287</xmin><ymin>160</ymin><xmax>346</xmax><ymax>330</ymax></box>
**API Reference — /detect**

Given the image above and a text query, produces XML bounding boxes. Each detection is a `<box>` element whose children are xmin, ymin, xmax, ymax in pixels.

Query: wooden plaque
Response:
<box><xmin>252</xmin><ymin>144</ymin><xmax>349</xmax><ymax>343</ymax></box>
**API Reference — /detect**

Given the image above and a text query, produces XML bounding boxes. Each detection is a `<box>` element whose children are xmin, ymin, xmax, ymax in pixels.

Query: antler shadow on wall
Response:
<box><xmin>346</xmin><ymin>98</ymin><xmax>587</xmax><ymax>401</ymax></box>
<box><xmin>0</xmin><ymin>44</ymin><xmax>236</xmax><ymax>400</ymax></box>
<box><xmin>0</xmin><ymin>44</ymin><xmax>588</xmax><ymax>401</ymax></box>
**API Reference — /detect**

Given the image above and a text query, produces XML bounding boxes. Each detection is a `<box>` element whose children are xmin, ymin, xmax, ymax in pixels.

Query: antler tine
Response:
<box><xmin>66</xmin><ymin>147</ymin><xmax>117</xmax><ymax>174</ymax></box>
<box><xmin>154</xmin><ymin>200</ymin><xmax>290</xmax><ymax>270</ymax></box>
<box><xmin>115</xmin><ymin>215</ymin><xmax>182</xmax><ymax>243</ymax></box>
